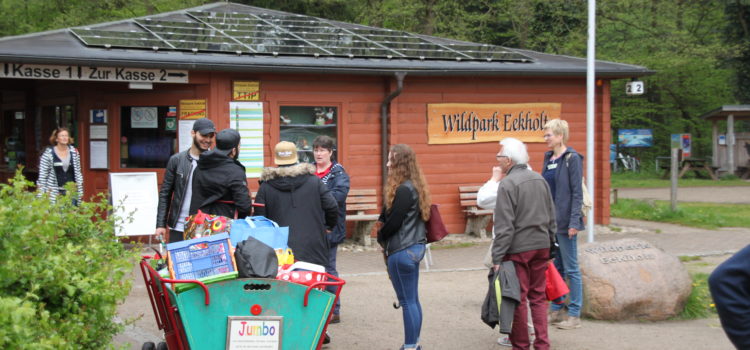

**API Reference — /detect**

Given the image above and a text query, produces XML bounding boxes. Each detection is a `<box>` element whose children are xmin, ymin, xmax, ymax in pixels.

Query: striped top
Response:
<box><xmin>37</xmin><ymin>145</ymin><xmax>84</xmax><ymax>202</ymax></box>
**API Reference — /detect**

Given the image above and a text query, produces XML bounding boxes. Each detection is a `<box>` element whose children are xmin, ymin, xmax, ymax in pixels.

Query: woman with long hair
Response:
<box><xmin>37</xmin><ymin>127</ymin><xmax>83</xmax><ymax>203</ymax></box>
<box><xmin>378</xmin><ymin>144</ymin><xmax>431</xmax><ymax>350</ymax></box>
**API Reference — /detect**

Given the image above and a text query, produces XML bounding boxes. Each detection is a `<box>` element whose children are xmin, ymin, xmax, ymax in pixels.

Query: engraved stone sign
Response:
<box><xmin>579</xmin><ymin>238</ymin><xmax>691</xmax><ymax>321</ymax></box>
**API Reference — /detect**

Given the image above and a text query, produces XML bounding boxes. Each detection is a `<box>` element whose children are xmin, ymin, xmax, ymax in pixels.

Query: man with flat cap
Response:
<box><xmin>155</xmin><ymin>118</ymin><xmax>215</xmax><ymax>243</ymax></box>
<box><xmin>189</xmin><ymin>128</ymin><xmax>252</xmax><ymax>219</ymax></box>
<box><xmin>254</xmin><ymin>141</ymin><xmax>338</xmax><ymax>267</ymax></box>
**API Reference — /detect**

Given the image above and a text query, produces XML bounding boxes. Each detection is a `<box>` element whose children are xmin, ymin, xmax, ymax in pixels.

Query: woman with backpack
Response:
<box><xmin>377</xmin><ymin>144</ymin><xmax>431</xmax><ymax>350</ymax></box>
<box><xmin>542</xmin><ymin>119</ymin><xmax>585</xmax><ymax>330</ymax></box>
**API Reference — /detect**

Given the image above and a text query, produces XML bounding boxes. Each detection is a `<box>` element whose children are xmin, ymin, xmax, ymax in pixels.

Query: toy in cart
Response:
<box><xmin>140</xmin><ymin>222</ymin><xmax>344</xmax><ymax>350</ymax></box>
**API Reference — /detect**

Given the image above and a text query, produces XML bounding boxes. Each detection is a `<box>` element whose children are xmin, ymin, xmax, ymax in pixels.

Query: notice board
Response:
<box><xmin>109</xmin><ymin>172</ymin><xmax>158</xmax><ymax>237</ymax></box>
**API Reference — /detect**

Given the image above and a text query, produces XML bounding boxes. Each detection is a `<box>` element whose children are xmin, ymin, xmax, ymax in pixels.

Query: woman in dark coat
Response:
<box><xmin>313</xmin><ymin>135</ymin><xmax>350</xmax><ymax>323</ymax></box>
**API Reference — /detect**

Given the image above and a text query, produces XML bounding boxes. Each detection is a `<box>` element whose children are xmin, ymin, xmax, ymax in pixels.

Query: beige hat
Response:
<box><xmin>274</xmin><ymin>141</ymin><xmax>298</xmax><ymax>165</ymax></box>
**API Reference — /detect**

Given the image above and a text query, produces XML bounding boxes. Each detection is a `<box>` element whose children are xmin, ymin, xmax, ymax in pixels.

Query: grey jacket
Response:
<box><xmin>481</xmin><ymin>261</ymin><xmax>521</xmax><ymax>334</ymax></box>
<box><xmin>492</xmin><ymin>164</ymin><xmax>557</xmax><ymax>264</ymax></box>
<box><xmin>543</xmin><ymin>148</ymin><xmax>585</xmax><ymax>233</ymax></box>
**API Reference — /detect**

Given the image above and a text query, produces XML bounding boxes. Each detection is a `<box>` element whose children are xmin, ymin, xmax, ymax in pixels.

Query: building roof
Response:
<box><xmin>700</xmin><ymin>105</ymin><xmax>750</xmax><ymax>121</ymax></box>
<box><xmin>0</xmin><ymin>2</ymin><xmax>652</xmax><ymax>78</ymax></box>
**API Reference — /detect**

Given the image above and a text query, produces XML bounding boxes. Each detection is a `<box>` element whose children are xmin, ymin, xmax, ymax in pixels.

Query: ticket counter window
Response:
<box><xmin>120</xmin><ymin>106</ymin><xmax>176</xmax><ymax>168</ymax></box>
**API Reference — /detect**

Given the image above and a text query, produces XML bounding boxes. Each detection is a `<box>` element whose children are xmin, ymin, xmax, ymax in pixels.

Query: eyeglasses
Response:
<box><xmin>496</xmin><ymin>155</ymin><xmax>509</xmax><ymax>160</ymax></box>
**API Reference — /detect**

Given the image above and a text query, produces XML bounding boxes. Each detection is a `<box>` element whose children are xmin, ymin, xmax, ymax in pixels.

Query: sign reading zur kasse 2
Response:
<box><xmin>427</xmin><ymin>103</ymin><xmax>561</xmax><ymax>144</ymax></box>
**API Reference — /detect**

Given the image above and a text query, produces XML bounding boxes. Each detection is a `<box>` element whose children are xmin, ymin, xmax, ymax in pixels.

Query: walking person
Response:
<box><xmin>155</xmin><ymin>118</ymin><xmax>215</xmax><ymax>243</ymax></box>
<box><xmin>36</xmin><ymin>127</ymin><xmax>84</xmax><ymax>204</ymax></box>
<box><xmin>377</xmin><ymin>144</ymin><xmax>431</xmax><ymax>350</ymax></box>
<box><xmin>492</xmin><ymin>138</ymin><xmax>556</xmax><ymax>350</ymax></box>
<box><xmin>313</xmin><ymin>135</ymin><xmax>350</xmax><ymax>323</ymax></box>
<box><xmin>189</xmin><ymin>128</ymin><xmax>252</xmax><ymax>219</ymax></box>
<box><xmin>542</xmin><ymin>119</ymin><xmax>585</xmax><ymax>330</ymax></box>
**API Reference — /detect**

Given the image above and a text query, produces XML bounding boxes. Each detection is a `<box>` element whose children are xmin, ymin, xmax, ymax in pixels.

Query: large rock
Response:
<box><xmin>579</xmin><ymin>238</ymin><xmax>691</xmax><ymax>321</ymax></box>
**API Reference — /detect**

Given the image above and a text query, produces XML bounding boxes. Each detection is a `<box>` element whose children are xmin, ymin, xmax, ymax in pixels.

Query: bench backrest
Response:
<box><xmin>458</xmin><ymin>185</ymin><xmax>482</xmax><ymax>208</ymax></box>
<box><xmin>346</xmin><ymin>188</ymin><xmax>378</xmax><ymax>214</ymax></box>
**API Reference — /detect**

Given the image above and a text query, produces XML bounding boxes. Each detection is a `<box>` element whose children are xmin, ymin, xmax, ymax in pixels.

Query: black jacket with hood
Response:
<box><xmin>189</xmin><ymin>150</ymin><xmax>252</xmax><ymax>219</ymax></box>
<box><xmin>254</xmin><ymin>163</ymin><xmax>338</xmax><ymax>266</ymax></box>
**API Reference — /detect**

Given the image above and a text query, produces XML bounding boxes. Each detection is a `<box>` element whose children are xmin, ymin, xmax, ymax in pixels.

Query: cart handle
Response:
<box><xmin>162</xmin><ymin>279</ymin><xmax>211</xmax><ymax>305</ymax></box>
<box><xmin>303</xmin><ymin>275</ymin><xmax>345</xmax><ymax>307</ymax></box>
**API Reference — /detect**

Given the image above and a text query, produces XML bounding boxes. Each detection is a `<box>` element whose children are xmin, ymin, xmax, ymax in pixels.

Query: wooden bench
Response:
<box><xmin>458</xmin><ymin>185</ymin><xmax>493</xmax><ymax>239</ymax></box>
<box><xmin>345</xmin><ymin>189</ymin><xmax>379</xmax><ymax>246</ymax></box>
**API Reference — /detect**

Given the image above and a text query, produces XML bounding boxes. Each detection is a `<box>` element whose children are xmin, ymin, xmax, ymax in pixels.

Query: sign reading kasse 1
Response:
<box><xmin>427</xmin><ymin>103</ymin><xmax>561</xmax><ymax>144</ymax></box>
<box><xmin>0</xmin><ymin>63</ymin><xmax>188</xmax><ymax>83</ymax></box>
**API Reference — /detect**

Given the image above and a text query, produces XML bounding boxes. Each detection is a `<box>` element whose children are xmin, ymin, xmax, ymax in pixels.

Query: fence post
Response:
<box><xmin>670</xmin><ymin>148</ymin><xmax>679</xmax><ymax>211</ymax></box>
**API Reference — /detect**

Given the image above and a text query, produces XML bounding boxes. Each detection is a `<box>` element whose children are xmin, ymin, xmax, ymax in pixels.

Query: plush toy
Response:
<box><xmin>314</xmin><ymin>107</ymin><xmax>326</xmax><ymax>125</ymax></box>
<box><xmin>325</xmin><ymin>108</ymin><xmax>335</xmax><ymax>125</ymax></box>
<box><xmin>314</xmin><ymin>115</ymin><xmax>325</xmax><ymax>126</ymax></box>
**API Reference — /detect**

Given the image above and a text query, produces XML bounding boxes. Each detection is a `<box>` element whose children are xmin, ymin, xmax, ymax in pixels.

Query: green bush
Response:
<box><xmin>0</xmin><ymin>171</ymin><xmax>138</xmax><ymax>349</ymax></box>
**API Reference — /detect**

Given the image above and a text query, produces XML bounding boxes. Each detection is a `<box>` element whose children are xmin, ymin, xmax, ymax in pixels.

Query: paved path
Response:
<box><xmin>616</xmin><ymin>186</ymin><xmax>750</xmax><ymax>204</ymax></box>
<box><xmin>115</xmin><ymin>218</ymin><xmax>749</xmax><ymax>350</ymax></box>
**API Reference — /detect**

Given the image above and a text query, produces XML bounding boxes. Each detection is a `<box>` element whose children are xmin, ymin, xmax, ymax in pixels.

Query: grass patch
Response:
<box><xmin>679</xmin><ymin>256</ymin><xmax>702</xmax><ymax>262</ymax></box>
<box><xmin>611</xmin><ymin>199</ymin><xmax>750</xmax><ymax>229</ymax></box>
<box><xmin>431</xmin><ymin>241</ymin><xmax>478</xmax><ymax>250</ymax></box>
<box><xmin>675</xmin><ymin>272</ymin><xmax>716</xmax><ymax>320</ymax></box>
<box><xmin>612</xmin><ymin>171</ymin><xmax>750</xmax><ymax>188</ymax></box>
<box><xmin>609</xmin><ymin>226</ymin><xmax>622</xmax><ymax>232</ymax></box>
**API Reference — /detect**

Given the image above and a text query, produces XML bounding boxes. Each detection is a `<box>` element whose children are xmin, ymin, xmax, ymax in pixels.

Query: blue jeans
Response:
<box><xmin>324</xmin><ymin>244</ymin><xmax>341</xmax><ymax>315</ymax></box>
<box><xmin>387</xmin><ymin>243</ymin><xmax>425</xmax><ymax>348</ymax></box>
<box><xmin>550</xmin><ymin>232</ymin><xmax>582</xmax><ymax>317</ymax></box>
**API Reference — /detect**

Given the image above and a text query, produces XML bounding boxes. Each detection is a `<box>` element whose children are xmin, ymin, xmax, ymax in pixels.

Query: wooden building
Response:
<box><xmin>0</xmin><ymin>2</ymin><xmax>650</xmax><ymax>236</ymax></box>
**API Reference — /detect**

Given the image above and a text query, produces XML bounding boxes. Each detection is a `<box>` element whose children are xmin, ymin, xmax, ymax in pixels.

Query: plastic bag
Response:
<box><xmin>229</xmin><ymin>216</ymin><xmax>289</xmax><ymax>249</ymax></box>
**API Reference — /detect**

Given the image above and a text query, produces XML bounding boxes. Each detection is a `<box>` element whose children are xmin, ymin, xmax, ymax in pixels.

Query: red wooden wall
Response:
<box><xmin>64</xmin><ymin>70</ymin><xmax>612</xmax><ymax>237</ymax></box>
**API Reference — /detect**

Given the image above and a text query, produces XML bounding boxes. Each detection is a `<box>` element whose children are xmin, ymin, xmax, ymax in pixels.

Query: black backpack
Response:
<box><xmin>234</xmin><ymin>236</ymin><xmax>278</xmax><ymax>278</ymax></box>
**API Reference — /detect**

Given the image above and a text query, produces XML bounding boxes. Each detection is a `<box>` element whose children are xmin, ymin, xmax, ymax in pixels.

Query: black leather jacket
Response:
<box><xmin>378</xmin><ymin>180</ymin><xmax>427</xmax><ymax>256</ymax></box>
<box><xmin>156</xmin><ymin>150</ymin><xmax>194</xmax><ymax>229</ymax></box>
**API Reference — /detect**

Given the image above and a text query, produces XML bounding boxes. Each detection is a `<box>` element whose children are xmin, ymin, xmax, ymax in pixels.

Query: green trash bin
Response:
<box><xmin>168</xmin><ymin>278</ymin><xmax>336</xmax><ymax>349</ymax></box>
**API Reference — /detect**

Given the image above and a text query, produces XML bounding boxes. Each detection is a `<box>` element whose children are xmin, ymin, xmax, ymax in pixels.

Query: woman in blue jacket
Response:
<box><xmin>542</xmin><ymin>119</ymin><xmax>585</xmax><ymax>330</ymax></box>
<box><xmin>313</xmin><ymin>135</ymin><xmax>350</xmax><ymax>323</ymax></box>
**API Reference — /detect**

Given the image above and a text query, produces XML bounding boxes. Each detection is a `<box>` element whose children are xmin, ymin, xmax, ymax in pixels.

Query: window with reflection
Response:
<box><xmin>120</xmin><ymin>106</ymin><xmax>176</xmax><ymax>168</ymax></box>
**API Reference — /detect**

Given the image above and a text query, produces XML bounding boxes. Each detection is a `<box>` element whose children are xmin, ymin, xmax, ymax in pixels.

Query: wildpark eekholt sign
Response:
<box><xmin>427</xmin><ymin>103</ymin><xmax>561</xmax><ymax>144</ymax></box>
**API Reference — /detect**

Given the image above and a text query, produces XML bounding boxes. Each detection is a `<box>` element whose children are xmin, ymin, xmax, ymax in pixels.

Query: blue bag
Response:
<box><xmin>229</xmin><ymin>216</ymin><xmax>289</xmax><ymax>249</ymax></box>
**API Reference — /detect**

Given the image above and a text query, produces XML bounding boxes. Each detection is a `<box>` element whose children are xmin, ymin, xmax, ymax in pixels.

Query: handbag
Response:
<box><xmin>545</xmin><ymin>261</ymin><xmax>570</xmax><ymax>302</ymax></box>
<box><xmin>425</xmin><ymin>204</ymin><xmax>449</xmax><ymax>243</ymax></box>
<box><xmin>229</xmin><ymin>216</ymin><xmax>289</xmax><ymax>249</ymax></box>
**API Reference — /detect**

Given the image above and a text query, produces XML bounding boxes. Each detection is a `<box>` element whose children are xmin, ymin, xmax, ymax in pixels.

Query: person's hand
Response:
<box><xmin>493</xmin><ymin>264</ymin><xmax>502</xmax><ymax>272</ymax></box>
<box><xmin>490</xmin><ymin>166</ymin><xmax>504</xmax><ymax>182</ymax></box>
<box><xmin>568</xmin><ymin>228</ymin><xmax>579</xmax><ymax>238</ymax></box>
<box><xmin>155</xmin><ymin>227</ymin><xmax>167</xmax><ymax>242</ymax></box>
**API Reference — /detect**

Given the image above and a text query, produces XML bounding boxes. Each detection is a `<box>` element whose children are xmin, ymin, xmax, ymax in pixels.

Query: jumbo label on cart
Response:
<box><xmin>226</xmin><ymin>316</ymin><xmax>283</xmax><ymax>350</ymax></box>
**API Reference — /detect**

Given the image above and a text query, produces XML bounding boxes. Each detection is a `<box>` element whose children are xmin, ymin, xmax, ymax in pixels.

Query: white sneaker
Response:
<box><xmin>497</xmin><ymin>336</ymin><xmax>511</xmax><ymax>347</ymax></box>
